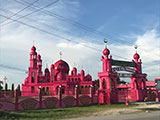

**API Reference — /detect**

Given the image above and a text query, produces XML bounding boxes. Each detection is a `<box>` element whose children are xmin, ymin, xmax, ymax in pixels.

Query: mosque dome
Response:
<box><xmin>134</xmin><ymin>53</ymin><xmax>140</xmax><ymax>60</ymax></box>
<box><xmin>31</xmin><ymin>46</ymin><xmax>36</xmax><ymax>51</ymax></box>
<box><xmin>103</xmin><ymin>48</ymin><xmax>110</xmax><ymax>56</ymax></box>
<box><xmin>45</xmin><ymin>68</ymin><xmax>49</xmax><ymax>73</ymax></box>
<box><xmin>86</xmin><ymin>74</ymin><xmax>92</xmax><ymax>81</ymax></box>
<box><xmin>80</xmin><ymin>70</ymin><xmax>85</xmax><ymax>76</ymax></box>
<box><xmin>54</xmin><ymin>60</ymin><xmax>69</xmax><ymax>73</ymax></box>
<box><xmin>50</xmin><ymin>64</ymin><xmax>54</xmax><ymax>69</ymax></box>
<box><xmin>57</xmin><ymin>72</ymin><xmax>63</xmax><ymax>81</ymax></box>
<box><xmin>72</xmin><ymin>67</ymin><xmax>77</xmax><ymax>75</ymax></box>
<box><xmin>30</xmin><ymin>46</ymin><xmax>37</xmax><ymax>54</ymax></box>
<box><xmin>37</xmin><ymin>54</ymin><xmax>41</xmax><ymax>60</ymax></box>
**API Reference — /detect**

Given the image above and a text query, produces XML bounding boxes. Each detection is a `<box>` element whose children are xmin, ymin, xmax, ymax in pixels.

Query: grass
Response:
<box><xmin>0</xmin><ymin>104</ymin><xmax>137</xmax><ymax>120</ymax></box>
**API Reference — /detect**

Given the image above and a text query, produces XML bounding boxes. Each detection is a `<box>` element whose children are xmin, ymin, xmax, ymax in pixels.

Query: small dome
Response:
<box><xmin>80</xmin><ymin>70</ymin><xmax>85</xmax><ymax>76</ymax></box>
<box><xmin>37</xmin><ymin>54</ymin><xmax>41</xmax><ymax>60</ymax></box>
<box><xmin>31</xmin><ymin>46</ymin><xmax>36</xmax><ymax>51</ymax></box>
<box><xmin>57</xmin><ymin>72</ymin><xmax>62</xmax><ymax>81</ymax></box>
<box><xmin>86</xmin><ymin>74</ymin><xmax>92</xmax><ymax>81</ymax></box>
<box><xmin>72</xmin><ymin>67</ymin><xmax>77</xmax><ymax>74</ymax></box>
<box><xmin>50</xmin><ymin>64</ymin><xmax>54</xmax><ymax>69</ymax></box>
<box><xmin>103</xmin><ymin>48</ymin><xmax>110</xmax><ymax>56</ymax></box>
<box><xmin>30</xmin><ymin>46</ymin><xmax>37</xmax><ymax>54</ymax></box>
<box><xmin>54</xmin><ymin>60</ymin><xmax>69</xmax><ymax>73</ymax></box>
<box><xmin>45</xmin><ymin>68</ymin><xmax>49</xmax><ymax>73</ymax></box>
<box><xmin>134</xmin><ymin>53</ymin><xmax>140</xmax><ymax>60</ymax></box>
<box><xmin>73</xmin><ymin>67</ymin><xmax>77</xmax><ymax>71</ymax></box>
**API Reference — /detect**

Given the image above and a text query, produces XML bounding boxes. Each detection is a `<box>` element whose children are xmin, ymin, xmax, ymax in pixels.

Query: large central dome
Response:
<box><xmin>54</xmin><ymin>59</ymin><xmax>70</xmax><ymax>73</ymax></box>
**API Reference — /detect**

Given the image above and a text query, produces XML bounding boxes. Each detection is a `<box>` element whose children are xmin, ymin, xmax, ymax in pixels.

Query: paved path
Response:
<box><xmin>65</xmin><ymin>111</ymin><xmax>160</xmax><ymax>120</ymax></box>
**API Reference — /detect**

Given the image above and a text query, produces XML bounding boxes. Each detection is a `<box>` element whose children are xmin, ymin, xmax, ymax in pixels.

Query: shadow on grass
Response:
<box><xmin>0</xmin><ymin>103</ymin><xmax>138</xmax><ymax>120</ymax></box>
<box><xmin>138</xmin><ymin>108</ymin><xmax>160</xmax><ymax>111</ymax></box>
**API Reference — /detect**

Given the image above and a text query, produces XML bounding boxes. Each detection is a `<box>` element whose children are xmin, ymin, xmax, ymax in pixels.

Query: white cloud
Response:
<box><xmin>0</xmin><ymin>0</ymin><xmax>160</xmax><ymax>89</ymax></box>
<box><xmin>56</xmin><ymin>42</ymin><xmax>84</xmax><ymax>49</ymax></box>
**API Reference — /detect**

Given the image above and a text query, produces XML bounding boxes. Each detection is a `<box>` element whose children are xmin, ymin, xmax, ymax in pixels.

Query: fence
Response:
<box><xmin>0</xmin><ymin>87</ymin><xmax>98</xmax><ymax>111</ymax></box>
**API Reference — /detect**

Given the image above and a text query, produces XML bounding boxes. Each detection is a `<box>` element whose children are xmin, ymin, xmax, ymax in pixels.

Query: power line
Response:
<box><xmin>0</xmin><ymin>64</ymin><xmax>27</xmax><ymax>72</ymax></box>
<box><xmin>1</xmin><ymin>1</ymin><xmax>158</xmax><ymax>60</ymax></box>
<box><xmin>0</xmin><ymin>0</ymin><xmax>40</xmax><ymax>24</ymax></box>
<box><xmin>11</xmin><ymin>0</ymin><xmax>132</xmax><ymax>45</ymax></box>
<box><xmin>0</xmin><ymin>7</ymin><xmax>158</xmax><ymax>61</ymax></box>
<box><xmin>0</xmin><ymin>13</ymin><xmax>129</xmax><ymax>60</ymax></box>
<box><xmin>0</xmin><ymin>0</ymin><xmax>60</xmax><ymax>27</ymax></box>
<box><xmin>0</xmin><ymin>8</ymin><xmax>103</xmax><ymax>46</ymax></box>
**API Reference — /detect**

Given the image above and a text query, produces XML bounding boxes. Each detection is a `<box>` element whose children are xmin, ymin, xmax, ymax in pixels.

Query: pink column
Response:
<box><xmin>58</xmin><ymin>85</ymin><xmax>62</xmax><ymax>107</ymax></box>
<box><xmin>75</xmin><ymin>85</ymin><xmax>79</xmax><ymax>106</ymax></box>
<box><xmin>90</xmin><ymin>85</ymin><xmax>94</xmax><ymax>104</ymax></box>
<box><xmin>125</xmin><ymin>86</ymin><xmax>130</xmax><ymax>105</ymax></box>
<box><xmin>39</xmin><ymin>87</ymin><xmax>42</xmax><ymax>109</ymax></box>
<box><xmin>99</xmin><ymin>78</ymin><xmax>103</xmax><ymax>90</ymax></box>
<box><xmin>98</xmin><ymin>90</ymin><xmax>104</xmax><ymax>104</ymax></box>
<box><xmin>156</xmin><ymin>90</ymin><xmax>159</xmax><ymax>102</ymax></box>
<box><xmin>106</xmin><ymin>78</ymin><xmax>111</xmax><ymax>105</ymax></box>
<box><xmin>15</xmin><ymin>89</ymin><xmax>19</xmax><ymax>111</ymax></box>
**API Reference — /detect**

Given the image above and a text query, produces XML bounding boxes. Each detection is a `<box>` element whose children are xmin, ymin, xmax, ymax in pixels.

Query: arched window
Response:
<box><xmin>52</xmin><ymin>72</ymin><xmax>53</xmax><ymax>82</ymax></box>
<box><xmin>62</xmin><ymin>87</ymin><xmax>65</xmax><ymax>94</ymax></box>
<box><xmin>31</xmin><ymin>86</ymin><xmax>34</xmax><ymax>93</ymax></box>
<box><xmin>31</xmin><ymin>72</ymin><xmax>34</xmax><ymax>83</ymax></box>
<box><xmin>46</xmin><ymin>87</ymin><xmax>49</xmax><ymax>95</ymax></box>
<box><xmin>103</xmin><ymin>79</ymin><xmax>106</xmax><ymax>89</ymax></box>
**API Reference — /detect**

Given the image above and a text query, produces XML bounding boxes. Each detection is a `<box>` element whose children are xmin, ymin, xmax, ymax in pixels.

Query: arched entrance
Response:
<box><xmin>98</xmin><ymin>46</ymin><xmax>147</xmax><ymax>104</ymax></box>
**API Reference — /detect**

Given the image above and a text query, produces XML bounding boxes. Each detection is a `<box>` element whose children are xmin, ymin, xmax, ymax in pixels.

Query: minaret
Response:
<box><xmin>30</xmin><ymin>46</ymin><xmax>37</xmax><ymax>69</ymax></box>
<box><xmin>29</xmin><ymin>46</ymin><xmax>38</xmax><ymax>84</ymax></box>
<box><xmin>133</xmin><ymin>45</ymin><xmax>142</xmax><ymax>73</ymax></box>
<box><xmin>101</xmin><ymin>40</ymin><xmax>111</xmax><ymax>72</ymax></box>
<box><xmin>37</xmin><ymin>54</ymin><xmax>42</xmax><ymax>76</ymax></box>
<box><xmin>50</xmin><ymin>64</ymin><xmax>55</xmax><ymax>82</ymax></box>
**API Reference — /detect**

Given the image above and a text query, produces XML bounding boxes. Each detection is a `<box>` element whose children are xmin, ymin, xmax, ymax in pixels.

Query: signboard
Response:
<box><xmin>112</xmin><ymin>66</ymin><xmax>136</xmax><ymax>73</ymax></box>
<box><xmin>117</xmin><ymin>73</ymin><xmax>133</xmax><ymax>78</ymax></box>
<box><xmin>111</xmin><ymin>60</ymin><xmax>136</xmax><ymax>67</ymax></box>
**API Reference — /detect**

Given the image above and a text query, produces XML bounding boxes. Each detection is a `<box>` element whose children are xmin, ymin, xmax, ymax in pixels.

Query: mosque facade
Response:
<box><xmin>21</xmin><ymin>46</ymin><xmax>97</xmax><ymax>96</ymax></box>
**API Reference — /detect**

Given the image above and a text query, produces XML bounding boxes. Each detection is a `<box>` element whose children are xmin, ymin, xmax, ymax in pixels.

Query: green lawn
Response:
<box><xmin>0</xmin><ymin>104</ymin><xmax>137</xmax><ymax>120</ymax></box>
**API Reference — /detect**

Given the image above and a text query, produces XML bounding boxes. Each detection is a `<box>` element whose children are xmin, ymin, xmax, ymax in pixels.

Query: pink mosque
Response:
<box><xmin>21</xmin><ymin>45</ymin><xmax>159</xmax><ymax>104</ymax></box>
<box><xmin>22</xmin><ymin>46</ymin><xmax>97</xmax><ymax>96</ymax></box>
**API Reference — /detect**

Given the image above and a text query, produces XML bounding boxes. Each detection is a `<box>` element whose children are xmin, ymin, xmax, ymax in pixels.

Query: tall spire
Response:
<box><xmin>134</xmin><ymin>45</ymin><xmax>138</xmax><ymax>53</ymax></box>
<box><xmin>33</xmin><ymin>40</ymin><xmax>35</xmax><ymax>46</ymax></box>
<box><xmin>59</xmin><ymin>51</ymin><xmax>62</xmax><ymax>59</ymax></box>
<box><xmin>104</xmin><ymin>39</ymin><xmax>108</xmax><ymax>48</ymax></box>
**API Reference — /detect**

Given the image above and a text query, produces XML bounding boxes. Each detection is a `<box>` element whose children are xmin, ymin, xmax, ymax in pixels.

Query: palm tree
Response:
<box><xmin>0</xmin><ymin>80</ymin><xmax>3</xmax><ymax>91</ymax></box>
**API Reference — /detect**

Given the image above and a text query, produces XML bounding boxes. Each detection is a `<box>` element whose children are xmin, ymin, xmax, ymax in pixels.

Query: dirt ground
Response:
<box><xmin>93</xmin><ymin>102</ymin><xmax>160</xmax><ymax>116</ymax></box>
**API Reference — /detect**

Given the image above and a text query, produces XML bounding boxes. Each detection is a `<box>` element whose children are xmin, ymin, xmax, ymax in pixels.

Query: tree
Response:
<box><xmin>0</xmin><ymin>80</ymin><xmax>3</xmax><ymax>91</ymax></box>
<box><xmin>5</xmin><ymin>83</ymin><xmax>8</xmax><ymax>91</ymax></box>
<box><xmin>11</xmin><ymin>83</ymin><xmax>14</xmax><ymax>91</ymax></box>
<box><xmin>17</xmin><ymin>84</ymin><xmax>21</xmax><ymax>96</ymax></box>
<box><xmin>96</xmin><ymin>79</ymin><xmax>99</xmax><ymax>88</ymax></box>
<box><xmin>116</xmin><ymin>76</ymin><xmax>126</xmax><ymax>84</ymax></box>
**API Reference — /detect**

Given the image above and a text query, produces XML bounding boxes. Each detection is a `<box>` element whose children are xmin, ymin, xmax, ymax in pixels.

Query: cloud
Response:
<box><xmin>56</xmin><ymin>42</ymin><xmax>84</xmax><ymax>49</ymax></box>
<box><xmin>0</xmin><ymin>0</ymin><xmax>159</xmax><ymax>89</ymax></box>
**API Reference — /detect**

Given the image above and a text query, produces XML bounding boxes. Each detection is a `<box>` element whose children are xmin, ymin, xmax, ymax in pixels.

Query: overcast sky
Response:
<box><xmin>0</xmin><ymin>0</ymin><xmax>160</xmax><ymax>88</ymax></box>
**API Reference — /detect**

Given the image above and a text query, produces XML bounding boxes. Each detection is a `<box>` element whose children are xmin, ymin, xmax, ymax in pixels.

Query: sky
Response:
<box><xmin>0</xmin><ymin>0</ymin><xmax>160</xmax><ymax>88</ymax></box>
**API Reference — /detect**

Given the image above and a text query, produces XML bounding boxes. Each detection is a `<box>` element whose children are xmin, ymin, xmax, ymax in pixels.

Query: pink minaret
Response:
<box><xmin>102</xmin><ymin>47</ymin><xmax>111</xmax><ymax>72</ymax></box>
<box><xmin>133</xmin><ymin>45</ymin><xmax>142</xmax><ymax>73</ymax></box>
<box><xmin>30</xmin><ymin>46</ymin><xmax>37</xmax><ymax>68</ymax></box>
<box><xmin>37</xmin><ymin>54</ymin><xmax>42</xmax><ymax>76</ymax></box>
<box><xmin>50</xmin><ymin>64</ymin><xmax>55</xmax><ymax>82</ymax></box>
<box><xmin>72</xmin><ymin>67</ymin><xmax>77</xmax><ymax>75</ymax></box>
